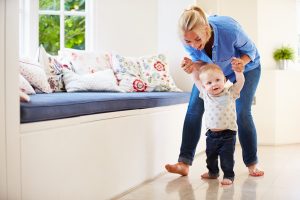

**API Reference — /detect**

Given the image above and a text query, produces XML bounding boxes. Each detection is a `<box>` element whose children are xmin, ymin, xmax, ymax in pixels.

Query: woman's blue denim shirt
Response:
<box><xmin>184</xmin><ymin>15</ymin><xmax>260</xmax><ymax>82</ymax></box>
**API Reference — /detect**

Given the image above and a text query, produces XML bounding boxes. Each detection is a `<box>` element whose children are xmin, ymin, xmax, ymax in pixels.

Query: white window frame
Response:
<box><xmin>297</xmin><ymin>0</ymin><xmax>300</xmax><ymax>62</ymax></box>
<box><xmin>19</xmin><ymin>0</ymin><xmax>95</xmax><ymax>58</ymax></box>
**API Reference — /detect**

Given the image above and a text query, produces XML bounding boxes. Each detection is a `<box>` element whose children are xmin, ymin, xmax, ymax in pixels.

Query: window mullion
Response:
<box><xmin>38</xmin><ymin>10</ymin><xmax>60</xmax><ymax>15</ymax></box>
<box><xmin>60</xmin><ymin>0</ymin><xmax>64</xmax><ymax>50</ymax></box>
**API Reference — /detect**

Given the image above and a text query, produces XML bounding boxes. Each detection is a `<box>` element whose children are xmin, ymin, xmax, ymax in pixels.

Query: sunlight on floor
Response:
<box><xmin>114</xmin><ymin>145</ymin><xmax>300</xmax><ymax>200</ymax></box>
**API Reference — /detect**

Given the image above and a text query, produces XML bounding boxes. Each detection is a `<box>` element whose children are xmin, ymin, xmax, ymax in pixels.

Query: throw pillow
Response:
<box><xmin>62</xmin><ymin>68</ymin><xmax>122</xmax><ymax>92</ymax></box>
<box><xmin>19</xmin><ymin>74</ymin><xmax>36</xmax><ymax>94</ymax></box>
<box><xmin>19</xmin><ymin>60</ymin><xmax>53</xmax><ymax>93</ymax></box>
<box><xmin>38</xmin><ymin>45</ymin><xmax>75</xmax><ymax>92</ymax></box>
<box><xmin>111</xmin><ymin>53</ymin><xmax>181</xmax><ymax>92</ymax></box>
<box><xmin>58</xmin><ymin>48</ymin><xmax>111</xmax><ymax>74</ymax></box>
<box><xmin>111</xmin><ymin>54</ymin><xmax>148</xmax><ymax>92</ymax></box>
<box><xmin>138</xmin><ymin>54</ymin><xmax>181</xmax><ymax>92</ymax></box>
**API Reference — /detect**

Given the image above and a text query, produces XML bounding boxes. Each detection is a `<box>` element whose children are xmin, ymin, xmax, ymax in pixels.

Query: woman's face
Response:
<box><xmin>183</xmin><ymin>28</ymin><xmax>209</xmax><ymax>50</ymax></box>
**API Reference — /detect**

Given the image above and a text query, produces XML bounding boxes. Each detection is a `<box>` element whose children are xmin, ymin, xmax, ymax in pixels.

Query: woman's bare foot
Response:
<box><xmin>201</xmin><ymin>172</ymin><xmax>219</xmax><ymax>179</ymax></box>
<box><xmin>165</xmin><ymin>162</ymin><xmax>189</xmax><ymax>176</ymax></box>
<box><xmin>248</xmin><ymin>164</ymin><xmax>264</xmax><ymax>177</ymax></box>
<box><xmin>221</xmin><ymin>178</ymin><xmax>233</xmax><ymax>185</ymax></box>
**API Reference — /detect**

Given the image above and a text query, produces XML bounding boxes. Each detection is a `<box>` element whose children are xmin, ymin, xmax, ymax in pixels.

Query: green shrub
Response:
<box><xmin>273</xmin><ymin>46</ymin><xmax>295</xmax><ymax>61</ymax></box>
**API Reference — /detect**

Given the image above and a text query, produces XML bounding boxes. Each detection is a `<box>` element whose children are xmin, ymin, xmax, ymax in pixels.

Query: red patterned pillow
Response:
<box><xmin>38</xmin><ymin>45</ymin><xmax>75</xmax><ymax>92</ymax></box>
<box><xmin>111</xmin><ymin>53</ymin><xmax>181</xmax><ymax>92</ymax></box>
<box><xmin>138</xmin><ymin>54</ymin><xmax>181</xmax><ymax>92</ymax></box>
<box><xmin>111</xmin><ymin>54</ymin><xmax>147</xmax><ymax>92</ymax></box>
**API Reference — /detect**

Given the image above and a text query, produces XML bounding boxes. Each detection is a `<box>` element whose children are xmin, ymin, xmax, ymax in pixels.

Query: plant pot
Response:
<box><xmin>278</xmin><ymin>59</ymin><xmax>288</xmax><ymax>70</ymax></box>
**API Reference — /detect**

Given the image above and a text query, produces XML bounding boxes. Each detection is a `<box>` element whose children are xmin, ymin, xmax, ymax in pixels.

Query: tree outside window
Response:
<box><xmin>39</xmin><ymin>0</ymin><xmax>86</xmax><ymax>55</ymax></box>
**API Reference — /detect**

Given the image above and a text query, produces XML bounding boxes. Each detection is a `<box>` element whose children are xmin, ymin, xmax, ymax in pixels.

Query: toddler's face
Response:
<box><xmin>200</xmin><ymin>71</ymin><xmax>226</xmax><ymax>96</ymax></box>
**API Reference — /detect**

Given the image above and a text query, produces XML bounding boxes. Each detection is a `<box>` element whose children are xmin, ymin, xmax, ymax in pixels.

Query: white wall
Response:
<box><xmin>0</xmin><ymin>0</ymin><xmax>21</xmax><ymax>199</ymax></box>
<box><xmin>157</xmin><ymin>0</ymin><xmax>207</xmax><ymax>153</ymax></box>
<box><xmin>93</xmin><ymin>0</ymin><xmax>197</xmax><ymax>92</ymax></box>
<box><xmin>257</xmin><ymin>0</ymin><xmax>298</xmax><ymax>70</ymax></box>
<box><xmin>197</xmin><ymin>0</ymin><xmax>300</xmax><ymax>145</ymax></box>
<box><xmin>197</xmin><ymin>0</ymin><xmax>258</xmax><ymax>43</ymax></box>
<box><xmin>158</xmin><ymin>0</ymin><xmax>196</xmax><ymax>92</ymax></box>
<box><xmin>253</xmin><ymin>70</ymin><xmax>300</xmax><ymax>145</ymax></box>
<box><xmin>197</xmin><ymin>0</ymin><xmax>298</xmax><ymax>70</ymax></box>
<box><xmin>0</xmin><ymin>1</ymin><xmax>7</xmax><ymax>199</ymax></box>
<box><xmin>94</xmin><ymin>0</ymin><xmax>158</xmax><ymax>57</ymax></box>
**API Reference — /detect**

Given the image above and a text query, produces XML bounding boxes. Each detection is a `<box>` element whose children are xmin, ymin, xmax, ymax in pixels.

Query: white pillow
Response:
<box><xmin>58</xmin><ymin>48</ymin><xmax>111</xmax><ymax>74</ymax></box>
<box><xmin>19</xmin><ymin>60</ymin><xmax>53</xmax><ymax>93</ymax></box>
<box><xmin>63</xmin><ymin>68</ymin><xmax>123</xmax><ymax>92</ymax></box>
<box><xmin>19</xmin><ymin>74</ymin><xmax>36</xmax><ymax>94</ymax></box>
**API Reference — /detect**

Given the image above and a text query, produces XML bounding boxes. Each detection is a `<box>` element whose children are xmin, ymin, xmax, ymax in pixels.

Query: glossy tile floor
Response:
<box><xmin>115</xmin><ymin>145</ymin><xmax>300</xmax><ymax>200</ymax></box>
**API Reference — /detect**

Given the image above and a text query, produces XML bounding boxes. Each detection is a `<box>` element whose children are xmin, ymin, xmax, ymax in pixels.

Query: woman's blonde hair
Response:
<box><xmin>178</xmin><ymin>5</ymin><xmax>212</xmax><ymax>41</ymax></box>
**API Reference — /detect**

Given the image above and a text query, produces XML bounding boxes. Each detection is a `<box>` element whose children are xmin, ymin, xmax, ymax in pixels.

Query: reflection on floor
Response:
<box><xmin>114</xmin><ymin>145</ymin><xmax>300</xmax><ymax>200</ymax></box>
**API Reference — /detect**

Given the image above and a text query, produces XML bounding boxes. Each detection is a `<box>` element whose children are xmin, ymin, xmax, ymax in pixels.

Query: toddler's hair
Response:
<box><xmin>199</xmin><ymin>63</ymin><xmax>224</xmax><ymax>76</ymax></box>
<box><xmin>178</xmin><ymin>5</ymin><xmax>211</xmax><ymax>39</ymax></box>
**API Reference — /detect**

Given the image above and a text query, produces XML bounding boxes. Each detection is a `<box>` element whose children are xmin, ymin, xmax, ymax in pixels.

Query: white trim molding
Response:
<box><xmin>1</xmin><ymin>0</ymin><xmax>21</xmax><ymax>199</ymax></box>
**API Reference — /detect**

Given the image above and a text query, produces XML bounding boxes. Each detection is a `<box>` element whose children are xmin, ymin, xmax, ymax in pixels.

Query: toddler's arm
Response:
<box><xmin>232</xmin><ymin>70</ymin><xmax>245</xmax><ymax>94</ymax></box>
<box><xmin>181</xmin><ymin>57</ymin><xmax>205</xmax><ymax>74</ymax></box>
<box><xmin>192</xmin><ymin>68</ymin><xmax>202</xmax><ymax>92</ymax></box>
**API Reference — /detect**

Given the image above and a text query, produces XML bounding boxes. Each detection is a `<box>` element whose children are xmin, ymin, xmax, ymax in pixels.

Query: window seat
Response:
<box><xmin>19</xmin><ymin>92</ymin><xmax>192</xmax><ymax>200</ymax></box>
<box><xmin>20</xmin><ymin>92</ymin><xmax>191</xmax><ymax>123</ymax></box>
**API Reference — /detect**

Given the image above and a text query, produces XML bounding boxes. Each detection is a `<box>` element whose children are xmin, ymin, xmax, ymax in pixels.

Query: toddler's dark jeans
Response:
<box><xmin>205</xmin><ymin>129</ymin><xmax>236</xmax><ymax>181</ymax></box>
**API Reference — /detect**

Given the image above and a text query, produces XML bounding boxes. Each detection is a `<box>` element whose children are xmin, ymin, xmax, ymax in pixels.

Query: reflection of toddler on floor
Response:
<box><xmin>191</xmin><ymin>61</ymin><xmax>245</xmax><ymax>185</ymax></box>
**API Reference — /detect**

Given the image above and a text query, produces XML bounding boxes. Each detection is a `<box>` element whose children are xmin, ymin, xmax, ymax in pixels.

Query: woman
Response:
<box><xmin>165</xmin><ymin>5</ymin><xmax>264</xmax><ymax>177</ymax></box>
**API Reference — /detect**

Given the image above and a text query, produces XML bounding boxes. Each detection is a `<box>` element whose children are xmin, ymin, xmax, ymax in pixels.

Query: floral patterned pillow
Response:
<box><xmin>111</xmin><ymin>53</ymin><xmax>181</xmax><ymax>92</ymax></box>
<box><xmin>19</xmin><ymin>74</ymin><xmax>36</xmax><ymax>95</ymax></box>
<box><xmin>58</xmin><ymin>48</ymin><xmax>111</xmax><ymax>74</ymax></box>
<box><xmin>19</xmin><ymin>60</ymin><xmax>53</xmax><ymax>93</ymax></box>
<box><xmin>38</xmin><ymin>45</ymin><xmax>75</xmax><ymax>92</ymax></box>
<box><xmin>138</xmin><ymin>54</ymin><xmax>181</xmax><ymax>92</ymax></box>
<box><xmin>111</xmin><ymin>54</ymin><xmax>148</xmax><ymax>92</ymax></box>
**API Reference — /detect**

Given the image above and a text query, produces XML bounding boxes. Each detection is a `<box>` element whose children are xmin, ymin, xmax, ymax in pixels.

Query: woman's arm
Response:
<box><xmin>231</xmin><ymin>55</ymin><xmax>250</xmax><ymax>73</ymax></box>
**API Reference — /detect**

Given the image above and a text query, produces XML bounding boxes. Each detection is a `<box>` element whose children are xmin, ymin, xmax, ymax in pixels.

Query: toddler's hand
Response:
<box><xmin>231</xmin><ymin>57</ymin><xmax>245</xmax><ymax>72</ymax></box>
<box><xmin>181</xmin><ymin>57</ymin><xmax>194</xmax><ymax>74</ymax></box>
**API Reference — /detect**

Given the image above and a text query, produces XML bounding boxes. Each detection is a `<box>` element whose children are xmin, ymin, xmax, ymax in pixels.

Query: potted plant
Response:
<box><xmin>273</xmin><ymin>46</ymin><xmax>295</xmax><ymax>70</ymax></box>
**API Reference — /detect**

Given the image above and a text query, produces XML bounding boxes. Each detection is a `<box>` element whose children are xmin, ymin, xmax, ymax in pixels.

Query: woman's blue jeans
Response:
<box><xmin>178</xmin><ymin>66</ymin><xmax>261</xmax><ymax>166</ymax></box>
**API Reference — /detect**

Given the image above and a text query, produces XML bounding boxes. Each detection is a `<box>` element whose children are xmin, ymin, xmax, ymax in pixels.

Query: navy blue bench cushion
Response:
<box><xmin>20</xmin><ymin>92</ymin><xmax>191</xmax><ymax>123</ymax></box>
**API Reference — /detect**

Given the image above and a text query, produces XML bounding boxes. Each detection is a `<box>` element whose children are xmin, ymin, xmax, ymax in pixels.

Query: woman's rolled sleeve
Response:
<box><xmin>235</xmin><ymin>28</ymin><xmax>257</xmax><ymax>61</ymax></box>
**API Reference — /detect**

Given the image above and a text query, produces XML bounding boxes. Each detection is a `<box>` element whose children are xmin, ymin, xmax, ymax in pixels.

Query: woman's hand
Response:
<box><xmin>231</xmin><ymin>57</ymin><xmax>245</xmax><ymax>72</ymax></box>
<box><xmin>181</xmin><ymin>57</ymin><xmax>194</xmax><ymax>74</ymax></box>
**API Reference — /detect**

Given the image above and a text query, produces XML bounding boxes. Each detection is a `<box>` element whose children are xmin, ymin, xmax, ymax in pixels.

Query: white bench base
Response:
<box><xmin>20</xmin><ymin>104</ymin><xmax>188</xmax><ymax>200</ymax></box>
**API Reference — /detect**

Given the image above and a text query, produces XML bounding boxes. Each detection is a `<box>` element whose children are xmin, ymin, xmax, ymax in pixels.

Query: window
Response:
<box><xmin>19</xmin><ymin>0</ymin><xmax>94</xmax><ymax>57</ymax></box>
<box><xmin>39</xmin><ymin>0</ymin><xmax>86</xmax><ymax>55</ymax></box>
<box><xmin>297</xmin><ymin>0</ymin><xmax>300</xmax><ymax>60</ymax></box>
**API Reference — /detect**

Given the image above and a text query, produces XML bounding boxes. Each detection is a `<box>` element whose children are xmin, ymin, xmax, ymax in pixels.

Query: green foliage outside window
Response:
<box><xmin>65</xmin><ymin>0</ymin><xmax>85</xmax><ymax>11</ymax></box>
<box><xmin>39</xmin><ymin>0</ymin><xmax>86</xmax><ymax>55</ymax></box>
<box><xmin>39</xmin><ymin>15</ymin><xmax>60</xmax><ymax>55</ymax></box>
<box><xmin>39</xmin><ymin>0</ymin><xmax>60</xmax><ymax>10</ymax></box>
<box><xmin>65</xmin><ymin>16</ymin><xmax>85</xmax><ymax>50</ymax></box>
